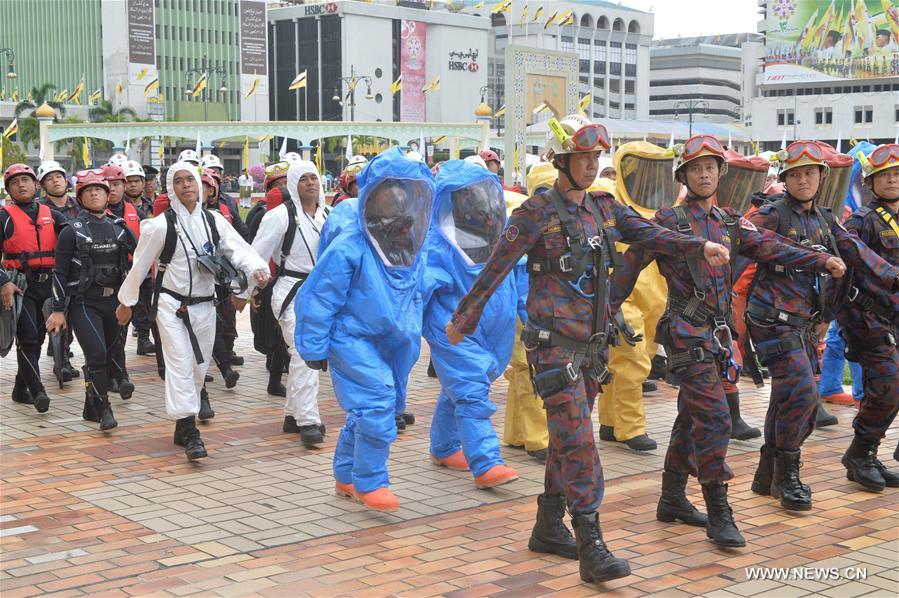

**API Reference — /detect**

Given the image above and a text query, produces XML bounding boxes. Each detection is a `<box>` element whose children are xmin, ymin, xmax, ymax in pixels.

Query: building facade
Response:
<box><xmin>267</xmin><ymin>0</ymin><xmax>489</xmax><ymax>135</ymax></box>
<box><xmin>485</xmin><ymin>0</ymin><xmax>653</xmax><ymax>121</ymax></box>
<box><xmin>649</xmin><ymin>34</ymin><xmax>764</xmax><ymax>125</ymax></box>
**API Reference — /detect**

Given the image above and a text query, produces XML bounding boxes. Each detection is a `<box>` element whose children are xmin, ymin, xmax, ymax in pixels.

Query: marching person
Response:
<box><xmin>245</xmin><ymin>160</ymin><xmax>329</xmax><ymax>448</ymax></box>
<box><xmin>838</xmin><ymin>144</ymin><xmax>899</xmax><ymax>491</ymax></box>
<box><xmin>747</xmin><ymin>141</ymin><xmax>899</xmax><ymax>511</ymax></box>
<box><xmin>46</xmin><ymin>169</ymin><xmax>138</xmax><ymax>431</ymax></box>
<box><xmin>296</xmin><ymin>147</ymin><xmax>433</xmax><ymax>513</ymax></box>
<box><xmin>117</xmin><ymin>162</ymin><xmax>269</xmax><ymax>460</ymax></box>
<box><xmin>611</xmin><ymin>135</ymin><xmax>846</xmax><ymax>547</ymax></box>
<box><xmin>422</xmin><ymin>159</ymin><xmax>520</xmax><ymax>488</ymax></box>
<box><xmin>121</xmin><ymin>160</ymin><xmax>157</xmax><ymax>357</ymax></box>
<box><xmin>446</xmin><ymin>115</ymin><xmax>731</xmax><ymax>584</ymax></box>
<box><xmin>141</xmin><ymin>164</ymin><xmax>159</xmax><ymax>208</ymax></box>
<box><xmin>1</xmin><ymin>164</ymin><xmax>66</xmax><ymax>412</ymax></box>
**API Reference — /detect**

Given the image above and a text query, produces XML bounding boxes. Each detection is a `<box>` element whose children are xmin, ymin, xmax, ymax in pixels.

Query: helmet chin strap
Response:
<box><xmin>555</xmin><ymin>155</ymin><xmax>588</xmax><ymax>192</ymax></box>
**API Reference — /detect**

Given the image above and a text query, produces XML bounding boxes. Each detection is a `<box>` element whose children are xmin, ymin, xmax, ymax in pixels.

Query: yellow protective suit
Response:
<box><xmin>502</xmin><ymin>170</ymin><xmax>551</xmax><ymax>452</ymax></box>
<box><xmin>599</xmin><ymin>142</ymin><xmax>677</xmax><ymax>442</ymax></box>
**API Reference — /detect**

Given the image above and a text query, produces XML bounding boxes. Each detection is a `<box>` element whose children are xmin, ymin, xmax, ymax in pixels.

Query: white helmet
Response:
<box><xmin>463</xmin><ymin>155</ymin><xmax>489</xmax><ymax>170</ymax></box>
<box><xmin>544</xmin><ymin>113</ymin><xmax>610</xmax><ymax>161</ymax></box>
<box><xmin>107</xmin><ymin>153</ymin><xmax>129</xmax><ymax>167</ymax></box>
<box><xmin>282</xmin><ymin>151</ymin><xmax>303</xmax><ymax>165</ymax></box>
<box><xmin>405</xmin><ymin>150</ymin><xmax>424</xmax><ymax>162</ymax></box>
<box><xmin>348</xmin><ymin>154</ymin><xmax>368</xmax><ymax>168</ymax></box>
<box><xmin>201</xmin><ymin>154</ymin><xmax>223</xmax><ymax>170</ymax></box>
<box><xmin>178</xmin><ymin>149</ymin><xmax>200</xmax><ymax>165</ymax></box>
<box><xmin>122</xmin><ymin>160</ymin><xmax>145</xmax><ymax>179</ymax></box>
<box><xmin>37</xmin><ymin>160</ymin><xmax>66</xmax><ymax>183</ymax></box>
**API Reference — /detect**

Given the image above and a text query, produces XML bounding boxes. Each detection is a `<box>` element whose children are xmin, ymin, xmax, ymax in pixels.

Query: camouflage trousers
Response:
<box><xmin>748</xmin><ymin>322</ymin><xmax>818</xmax><ymax>451</ymax></box>
<box><xmin>845</xmin><ymin>330</ymin><xmax>899</xmax><ymax>441</ymax></box>
<box><xmin>664</xmin><ymin>360</ymin><xmax>734</xmax><ymax>484</ymax></box>
<box><xmin>529</xmin><ymin>347</ymin><xmax>604</xmax><ymax>515</ymax></box>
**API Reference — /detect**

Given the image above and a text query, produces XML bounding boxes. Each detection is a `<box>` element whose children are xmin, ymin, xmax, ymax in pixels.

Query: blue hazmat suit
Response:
<box><xmin>295</xmin><ymin>147</ymin><xmax>434</xmax><ymax>493</ymax></box>
<box><xmin>421</xmin><ymin>160</ymin><xmax>521</xmax><ymax>477</ymax></box>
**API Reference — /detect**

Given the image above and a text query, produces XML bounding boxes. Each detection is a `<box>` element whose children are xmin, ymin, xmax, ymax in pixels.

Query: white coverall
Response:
<box><xmin>119</xmin><ymin>162</ymin><xmax>268</xmax><ymax>419</ymax></box>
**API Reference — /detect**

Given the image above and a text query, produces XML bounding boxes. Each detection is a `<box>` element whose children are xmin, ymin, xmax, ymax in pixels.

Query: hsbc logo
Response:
<box><xmin>304</xmin><ymin>2</ymin><xmax>337</xmax><ymax>16</ymax></box>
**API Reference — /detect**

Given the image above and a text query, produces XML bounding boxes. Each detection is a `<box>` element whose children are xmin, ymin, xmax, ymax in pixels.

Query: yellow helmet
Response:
<box><xmin>858</xmin><ymin>143</ymin><xmax>899</xmax><ymax>179</ymax></box>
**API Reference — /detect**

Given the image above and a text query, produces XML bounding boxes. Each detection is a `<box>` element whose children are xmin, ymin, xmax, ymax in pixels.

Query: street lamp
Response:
<box><xmin>0</xmin><ymin>47</ymin><xmax>16</xmax><ymax>99</ymax></box>
<box><xmin>334</xmin><ymin>65</ymin><xmax>373</xmax><ymax>122</ymax></box>
<box><xmin>184</xmin><ymin>53</ymin><xmax>229</xmax><ymax>121</ymax></box>
<box><xmin>673</xmin><ymin>98</ymin><xmax>710</xmax><ymax>137</ymax></box>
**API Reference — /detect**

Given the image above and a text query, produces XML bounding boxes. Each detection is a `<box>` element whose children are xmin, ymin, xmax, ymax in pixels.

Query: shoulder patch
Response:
<box><xmin>603</xmin><ymin>218</ymin><xmax>616</xmax><ymax>229</ymax></box>
<box><xmin>505</xmin><ymin>225</ymin><xmax>520</xmax><ymax>242</ymax></box>
<box><xmin>879</xmin><ymin>229</ymin><xmax>897</xmax><ymax>238</ymax></box>
<box><xmin>739</xmin><ymin>217</ymin><xmax>757</xmax><ymax>231</ymax></box>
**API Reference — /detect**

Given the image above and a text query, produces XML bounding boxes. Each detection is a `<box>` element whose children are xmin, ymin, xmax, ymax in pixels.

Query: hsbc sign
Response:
<box><xmin>448</xmin><ymin>48</ymin><xmax>479</xmax><ymax>73</ymax></box>
<box><xmin>303</xmin><ymin>2</ymin><xmax>337</xmax><ymax>16</ymax></box>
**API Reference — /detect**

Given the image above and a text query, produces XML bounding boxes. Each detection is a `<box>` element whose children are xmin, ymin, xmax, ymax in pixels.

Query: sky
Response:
<box><xmin>590</xmin><ymin>0</ymin><xmax>763</xmax><ymax>39</ymax></box>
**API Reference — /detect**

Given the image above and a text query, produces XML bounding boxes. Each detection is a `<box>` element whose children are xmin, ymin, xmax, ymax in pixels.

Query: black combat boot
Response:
<box><xmin>136</xmin><ymin>330</ymin><xmax>156</xmax><ymax>355</ymax></box>
<box><xmin>81</xmin><ymin>368</ymin><xmax>100</xmax><ymax>422</ymax></box>
<box><xmin>60</xmin><ymin>353</ymin><xmax>78</xmax><ymax>382</ymax></box>
<box><xmin>870</xmin><ymin>442</ymin><xmax>899</xmax><ymax>488</ymax></box>
<box><xmin>528</xmin><ymin>494</ymin><xmax>578</xmax><ymax>559</ymax></box>
<box><xmin>220</xmin><ymin>366</ymin><xmax>239</xmax><ymax>389</ymax></box>
<box><xmin>198</xmin><ymin>387</ymin><xmax>215</xmax><ymax>421</ymax></box>
<box><xmin>33</xmin><ymin>388</ymin><xmax>50</xmax><ymax>413</ymax></box>
<box><xmin>395</xmin><ymin>415</ymin><xmax>407</xmax><ymax>432</ymax></box>
<box><xmin>599</xmin><ymin>425</ymin><xmax>615</xmax><ymax>441</ymax></box>
<box><xmin>96</xmin><ymin>396</ymin><xmax>118</xmax><ymax>431</ymax></box>
<box><xmin>299</xmin><ymin>424</ymin><xmax>324</xmax><ymax>448</ymax></box>
<box><xmin>656</xmin><ymin>471</ymin><xmax>708</xmax><ymax>527</ymax></box>
<box><xmin>400</xmin><ymin>412</ymin><xmax>415</xmax><ymax>425</ymax></box>
<box><xmin>842</xmin><ymin>435</ymin><xmax>886</xmax><ymax>492</ymax></box>
<box><xmin>641</xmin><ymin>380</ymin><xmax>658</xmax><ymax>393</ymax></box>
<box><xmin>727</xmin><ymin>392</ymin><xmax>761</xmax><ymax>440</ymax></box>
<box><xmin>701</xmin><ymin>482</ymin><xmax>745</xmax><ymax>547</ymax></box>
<box><xmin>751</xmin><ymin>445</ymin><xmax>774</xmax><ymax>495</ymax></box>
<box><xmin>12</xmin><ymin>374</ymin><xmax>34</xmax><ymax>405</ymax></box>
<box><xmin>649</xmin><ymin>354</ymin><xmax>667</xmax><ymax>381</ymax></box>
<box><xmin>771</xmin><ymin>449</ymin><xmax>812</xmax><ymax>511</ymax></box>
<box><xmin>571</xmin><ymin>512</ymin><xmax>631</xmax><ymax>583</ymax></box>
<box><xmin>174</xmin><ymin>416</ymin><xmax>207</xmax><ymax>460</ymax></box>
<box><xmin>267</xmin><ymin>379</ymin><xmax>286</xmax><ymax>397</ymax></box>
<box><xmin>815</xmin><ymin>401</ymin><xmax>838</xmax><ymax>427</ymax></box>
<box><xmin>225</xmin><ymin>336</ymin><xmax>244</xmax><ymax>366</ymax></box>
<box><xmin>117</xmin><ymin>377</ymin><xmax>135</xmax><ymax>400</ymax></box>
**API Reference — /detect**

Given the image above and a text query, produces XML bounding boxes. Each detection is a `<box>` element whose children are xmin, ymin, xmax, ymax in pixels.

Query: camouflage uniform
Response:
<box><xmin>747</xmin><ymin>195</ymin><xmax>899</xmax><ymax>451</ymax></box>
<box><xmin>451</xmin><ymin>188</ymin><xmax>707</xmax><ymax>514</ymax></box>
<box><xmin>837</xmin><ymin>200</ymin><xmax>899</xmax><ymax>442</ymax></box>
<box><xmin>612</xmin><ymin>201</ymin><xmax>832</xmax><ymax>483</ymax></box>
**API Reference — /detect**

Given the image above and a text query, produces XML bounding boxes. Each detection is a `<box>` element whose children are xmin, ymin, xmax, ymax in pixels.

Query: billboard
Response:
<box><xmin>400</xmin><ymin>20</ymin><xmax>427</xmax><ymax>122</ymax></box>
<box><xmin>763</xmin><ymin>0</ymin><xmax>899</xmax><ymax>84</ymax></box>
<box><xmin>240</xmin><ymin>0</ymin><xmax>267</xmax><ymax>76</ymax></box>
<box><xmin>127</xmin><ymin>0</ymin><xmax>155</xmax><ymax>65</ymax></box>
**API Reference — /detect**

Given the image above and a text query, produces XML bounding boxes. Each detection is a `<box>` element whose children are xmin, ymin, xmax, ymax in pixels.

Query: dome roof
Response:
<box><xmin>34</xmin><ymin>103</ymin><xmax>56</xmax><ymax>118</ymax></box>
<box><xmin>474</xmin><ymin>102</ymin><xmax>493</xmax><ymax>118</ymax></box>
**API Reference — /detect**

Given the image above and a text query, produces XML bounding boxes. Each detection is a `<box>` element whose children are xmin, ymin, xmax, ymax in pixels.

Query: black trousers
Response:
<box><xmin>131</xmin><ymin>277</ymin><xmax>153</xmax><ymax>333</ymax></box>
<box><xmin>68</xmin><ymin>298</ymin><xmax>120</xmax><ymax>397</ymax></box>
<box><xmin>15</xmin><ymin>281</ymin><xmax>51</xmax><ymax>394</ymax></box>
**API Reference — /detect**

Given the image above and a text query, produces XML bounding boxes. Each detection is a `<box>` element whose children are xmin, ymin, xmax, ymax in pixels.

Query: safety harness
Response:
<box><xmin>520</xmin><ymin>188</ymin><xmax>623</xmax><ymax>394</ymax></box>
<box><xmin>70</xmin><ymin>215</ymin><xmax>131</xmax><ymax>301</ymax></box>
<box><xmin>665</xmin><ymin>204</ymin><xmax>741</xmax><ymax>382</ymax></box>
<box><xmin>272</xmin><ymin>196</ymin><xmax>330</xmax><ymax>318</ymax></box>
<box><xmin>744</xmin><ymin>196</ymin><xmax>840</xmax><ymax>367</ymax></box>
<box><xmin>151</xmin><ymin>208</ymin><xmax>219</xmax><ymax>364</ymax></box>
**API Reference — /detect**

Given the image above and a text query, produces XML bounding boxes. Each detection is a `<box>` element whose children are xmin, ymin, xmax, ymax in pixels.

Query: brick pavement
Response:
<box><xmin>1</xmin><ymin>312</ymin><xmax>897</xmax><ymax>597</ymax></box>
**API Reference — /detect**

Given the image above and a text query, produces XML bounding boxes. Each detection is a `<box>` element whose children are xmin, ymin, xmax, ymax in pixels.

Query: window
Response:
<box><xmin>777</xmin><ymin>111</ymin><xmax>784</xmax><ymax>126</ymax></box>
<box><xmin>625</xmin><ymin>64</ymin><xmax>636</xmax><ymax>76</ymax></box>
<box><xmin>815</xmin><ymin>108</ymin><xmax>832</xmax><ymax>125</ymax></box>
<box><xmin>895</xmin><ymin>106</ymin><xmax>899</xmax><ymax>122</ymax></box>
<box><xmin>561</xmin><ymin>36</ymin><xmax>575</xmax><ymax>53</ymax></box>
<box><xmin>854</xmin><ymin>105</ymin><xmax>873</xmax><ymax>123</ymax></box>
<box><xmin>625</xmin><ymin>80</ymin><xmax>634</xmax><ymax>94</ymax></box>
<box><xmin>610</xmin><ymin>79</ymin><xmax>620</xmax><ymax>93</ymax></box>
<box><xmin>777</xmin><ymin>109</ymin><xmax>795</xmax><ymax>126</ymax></box>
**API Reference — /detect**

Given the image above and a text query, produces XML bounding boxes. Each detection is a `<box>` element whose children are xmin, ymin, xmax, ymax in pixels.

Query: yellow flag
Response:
<box><xmin>55</xmin><ymin>89</ymin><xmax>69</xmax><ymax>102</ymax></box>
<box><xmin>115</xmin><ymin>81</ymin><xmax>124</xmax><ymax>96</ymax></box>
<box><xmin>532</xmin><ymin>5</ymin><xmax>544</xmax><ymax>21</ymax></box>
<box><xmin>136</xmin><ymin>67</ymin><xmax>149</xmax><ymax>81</ymax></box>
<box><xmin>158</xmin><ymin>138</ymin><xmax>164</xmax><ymax>163</ymax></box>
<box><xmin>89</xmin><ymin>88</ymin><xmax>102</xmax><ymax>103</ymax></box>
<box><xmin>519</xmin><ymin>5</ymin><xmax>528</xmax><ymax>26</ymax></box>
<box><xmin>513</xmin><ymin>142</ymin><xmax>520</xmax><ymax>177</ymax></box>
<box><xmin>491</xmin><ymin>0</ymin><xmax>512</xmax><ymax>14</ymax></box>
<box><xmin>578</xmin><ymin>94</ymin><xmax>591</xmax><ymax>114</ymax></box>
<box><xmin>69</xmin><ymin>79</ymin><xmax>85</xmax><ymax>104</ymax></box>
<box><xmin>558</xmin><ymin>10</ymin><xmax>574</xmax><ymax>26</ymax></box>
<box><xmin>243</xmin><ymin>136</ymin><xmax>250</xmax><ymax>171</ymax></box>
<box><xmin>11</xmin><ymin>88</ymin><xmax>18</xmax><ymax>102</ymax></box>
<box><xmin>82</xmin><ymin>137</ymin><xmax>90</xmax><ymax>168</ymax></box>
<box><xmin>494</xmin><ymin>104</ymin><xmax>506</xmax><ymax>118</ymax></box>
<box><xmin>422</xmin><ymin>76</ymin><xmax>441</xmax><ymax>94</ymax></box>
<box><xmin>143</xmin><ymin>76</ymin><xmax>159</xmax><ymax>98</ymax></box>
<box><xmin>390</xmin><ymin>75</ymin><xmax>403</xmax><ymax>95</ymax></box>
<box><xmin>3</xmin><ymin>119</ymin><xmax>18</xmax><ymax>138</ymax></box>
<box><xmin>543</xmin><ymin>10</ymin><xmax>558</xmax><ymax>29</ymax></box>
<box><xmin>191</xmin><ymin>72</ymin><xmax>208</xmax><ymax>97</ymax></box>
<box><xmin>473</xmin><ymin>1</ymin><xmax>484</xmax><ymax>8</ymax></box>
<box><xmin>315</xmin><ymin>143</ymin><xmax>322</xmax><ymax>174</ymax></box>
<box><xmin>245</xmin><ymin>78</ymin><xmax>260</xmax><ymax>99</ymax></box>
<box><xmin>289</xmin><ymin>70</ymin><xmax>307</xmax><ymax>90</ymax></box>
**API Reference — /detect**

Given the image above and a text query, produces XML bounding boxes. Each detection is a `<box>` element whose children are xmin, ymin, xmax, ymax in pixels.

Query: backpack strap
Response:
<box><xmin>150</xmin><ymin>209</ymin><xmax>179</xmax><ymax>318</ymax></box>
<box><xmin>713</xmin><ymin>206</ymin><xmax>740</xmax><ymax>286</ymax></box>
<box><xmin>672</xmin><ymin>205</ymin><xmax>707</xmax><ymax>298</ymax></box>
<box><xmin>874</xmin><ymin>205</ymin><xmax>899</xmax><ymax>237</ymax></box>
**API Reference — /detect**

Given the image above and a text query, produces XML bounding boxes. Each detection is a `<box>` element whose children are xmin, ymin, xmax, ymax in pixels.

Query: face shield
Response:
<box><xmin>364</xmin><ymin>178</ymin><xmax>432</xmax><ymax>267</ymax></box>
<box><xmin>439</xmin><ymin>179</ymin><xmax>505</xmax><ymax>265</ymax></box>
<box><xmin>717</xmin><ymin>153</ymin><xmax>769</xmax><ymax>213</ymax></box>
<box><xmin>614</xmin><ymin>142</ymin><xmax>681</xmax><ymax>214</ymax></box>
<box><xmin>818</xmin><ymin>153</ymin><xmax>853</xmax><ymax>212</ymax></box>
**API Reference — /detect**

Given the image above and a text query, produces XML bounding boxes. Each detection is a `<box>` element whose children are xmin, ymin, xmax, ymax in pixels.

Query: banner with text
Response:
<box><xmin>400</xmin><ymin>20</ymin><xmax>427</xmax><ymax>122</ymax></box>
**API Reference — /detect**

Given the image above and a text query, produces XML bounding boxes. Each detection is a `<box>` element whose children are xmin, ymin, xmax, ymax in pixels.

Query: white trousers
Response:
<box><xmin>271</xmin><ymin>277</ymin><xmax>321</xmax><ymax>426</ymax></box>
<box><xmin>156</xmin><ymin>294</ymin><xmax>215</xmax><ymax>420</ymax></box>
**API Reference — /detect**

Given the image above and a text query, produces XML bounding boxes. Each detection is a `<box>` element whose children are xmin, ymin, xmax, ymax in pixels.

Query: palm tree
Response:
<box><xmin>89</xmin><ymin>100</ymin><xmax>138</xmax><ymax>123</ymax></box>
<box><xmin>16</xmin><ymin>116</ymin><xmax>40</xmax><ymax>149</ymax></box>
<box><xmin>14</xmin><ymin>83</ymin><xmax>67</xmax><ymax>118</ymax></box>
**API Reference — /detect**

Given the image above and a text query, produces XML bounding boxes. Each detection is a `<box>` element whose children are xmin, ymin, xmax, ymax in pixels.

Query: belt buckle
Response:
<box><xmin>587</xmin><ymin>236</ymin><xmax>602</xmax><ymax>250</ymax></box>
<box><xmin>558</xmin><ymin>254</ymin><xmax>573</xmax><ymax>273</ymax></box>
<box><xmin>777</xmin><ymin>312</ymin><xmax>789</xmax><ymax>323</ymax></box>
<box><xmin>36</xmin><ymin>273</ymin><xmax>49</xmax><ymax>282</ymax></box>
<box><xmin>690</xmin><ymin>346</ymin><xmax>706</xmax><ymax>362</ymax></box>
<box><xmin>565</xmin><ymin>362</ymin><xmax>578</xmax><ymax>381</ymax></box>
<box><xmin>101</xmin><ymin>287</ymin><xmax>114</xmax><ymax>297</ymax></box>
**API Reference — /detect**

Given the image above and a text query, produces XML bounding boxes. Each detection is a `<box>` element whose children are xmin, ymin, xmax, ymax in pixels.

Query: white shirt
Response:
<box><xmin>118</xmin><ymin>199</ymin><xmax>267</xmax><ymax>306</ymax></box>
<box><xmin>238</xmin><ymin>174</ymin><xmax>253</xmax><ymax>189</ymax></box>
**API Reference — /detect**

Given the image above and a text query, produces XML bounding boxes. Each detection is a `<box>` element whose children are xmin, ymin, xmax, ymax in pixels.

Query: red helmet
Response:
<box><xmin>264</xmin><ymin>162</ymin><xmax>289</xmax><ymax>190</ymax></box>
<box><xmin>101</xmin><ymin>163</ymin><xmax>125</xmax><ymax>182</ymax></box>
<box><xmin>478</xmin><ymin>150</ymin><xmax>500</xmax><ymax>165</ymax></box>
<box><xmin>204</xmin><ymin>167</ymin><xmax>222</xmax><ymax>185</ymax></box>
<box><xmin>201</xmin><ymin>171</ymin><xmax>218</xmax><ymax>191</ymax></box>
<box><xmin>3</xmin><ymin>164</ymin><xmax>38</xmax><ymax>187</ymax></box>
<box><xmin>338</xmin><ymin>170</ymin><xmax>358</xmax><ymax>194</ymax></box>
<box><xmin>74</xmin><ymin>168</ymin><xmax>110</xmax><ymax>198</ymax></box>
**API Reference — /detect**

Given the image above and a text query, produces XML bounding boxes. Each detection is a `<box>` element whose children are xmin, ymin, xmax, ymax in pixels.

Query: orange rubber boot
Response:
<box><xmin>474</xmin><ymin>464</ymin><xmax>519</xmax><ymax>489</ymax></box>
<box><xmin>821</xmin><ymin>391</ymin><xmax>855</xmax><ymax>406</ymax></box>
<box><xmin>356</xmin><ymin>488</ymin><xmax>400</xmax><ymax>512</ymax></box>
<box><xmin>429</xmin><ymin>450</ymin><xmax>469</xmax><ymax>471</ymax></box>
<box><xmin>335</xmin><ymin>481</ymin><xmax>355</xmax><ymax>499</ymax></box>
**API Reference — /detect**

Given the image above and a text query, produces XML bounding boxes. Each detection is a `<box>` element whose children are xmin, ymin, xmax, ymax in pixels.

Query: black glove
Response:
<box><xmin>613</xmin><ymin>310</ymin><xmax>643</xmax><ymax>346</ymax></box>
<box><xmin>305</xmin><ymin>359</ymin><xmax>328</xmax><ymax>372</ymax></box>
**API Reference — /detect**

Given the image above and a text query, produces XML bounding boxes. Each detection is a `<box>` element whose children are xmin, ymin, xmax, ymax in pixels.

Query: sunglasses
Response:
<box><xmin>76</xmin><ymin>168</ymin><xmax>105</xmax><ymax>177</ymax></box>
<box><xmin>869</xmin><ymin>144</ymin><xmax>899</xmax><ymax>167</ymax></box>
<box><xmin>683</xmin><ymin>135</ymin><xmax>724</xmax><ymax>159</ymax></box>
<box><xmin>784</xmin><ymin>141</ymin><xmax>824</xmax><ymax>163</ymax></box>
<box><xmin>561</xmin><ymin>124</ymin><xmax>611</xmax><ymax>152</ymax></box>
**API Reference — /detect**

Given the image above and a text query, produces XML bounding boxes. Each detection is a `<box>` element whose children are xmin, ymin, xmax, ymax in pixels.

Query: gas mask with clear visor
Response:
<box><xmin>364</xmin><ymin>178</ymin><xmax>431</xmax><ymax>267</ymax></box>
<box><xmin>442</xmin><ymin>179</ymin><xmax>504</xmax><ymax>264</ymax></box>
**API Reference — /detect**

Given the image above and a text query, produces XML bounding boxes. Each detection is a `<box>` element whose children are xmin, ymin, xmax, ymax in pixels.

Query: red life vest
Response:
<box><xmin>1</xmin><ymin>202</ymin><xmax>57</xmax><ymax>271</ymax></box>
<box><xmin>216</xmin><ymin>200</ymin><xmax>233</xmax><ymax>224</ymax></box>
<box><xmin>111</xmin><ymin>201</ymin><xmax>141</xmax><ymax>239</ymax></box>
